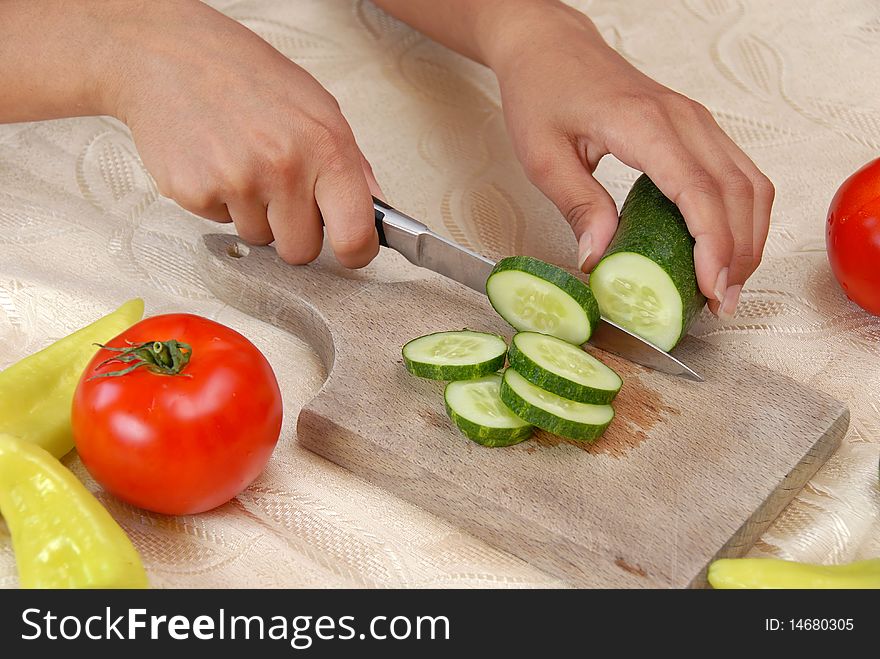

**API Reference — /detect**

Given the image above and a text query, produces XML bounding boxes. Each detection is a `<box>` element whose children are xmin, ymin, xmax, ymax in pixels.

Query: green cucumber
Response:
<box><xmin>403</xmin><ymin>330</ymin><xmax>507</xmax><ymax>380</ymax></box>
<box><xmin>444</xmin><ymin>375</ymin><xmax>533</xmax><ymax>447</ymax></box>
<box><xmin>508</xmin><ymin>332</ymin><xmax>622</xmax><ymax>404</ymax></box>
<box><xmin>590</xmin><ymin>174</ymin><xmax>707</xmax><ymax>351</ymax></box>
<box><xmin>500</xmin><ymin>368</ymin><xmax>614</xmax><ymax>442</ymax></box>
<box><xmin>486</xmin><ymin>256</ymin><xmax>599</xmax><ymax>345</ymax></box>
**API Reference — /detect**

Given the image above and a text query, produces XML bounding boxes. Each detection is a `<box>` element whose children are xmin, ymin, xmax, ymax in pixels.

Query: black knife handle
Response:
<box><xmin>373</xmin><ymin>196</ymin><xmax>391</xmax><ymax>247</ymax></box>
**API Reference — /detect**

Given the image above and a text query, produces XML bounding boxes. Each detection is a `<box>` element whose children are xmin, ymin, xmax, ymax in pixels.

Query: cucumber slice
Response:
<box><xmin>500</xmin><ymin>368</ymin><xmax>614</xmax><ymax>442</ymax></box>
<box><xmin>591</xmin><ymin>175</ymin><xmax>707</xmax><ymax>351</ymax></box>
<box><xmin>486</xmin><ymin>256</ymin><xmax>599</xmax><ymax>346</ymax></box>
<box><xmin>403</xmin><ymin>330</ymin><xmax>507</xmax><ymax>380</ymax></box>
<box><xmin>508</xmin><ymin>332</ymin><xmax>622</xmax><ymax>404</ymax></box>
<box><xmin>444</xmin><ymin>375</ymin><xmax>533</xmax><ymax>447</ymax></box>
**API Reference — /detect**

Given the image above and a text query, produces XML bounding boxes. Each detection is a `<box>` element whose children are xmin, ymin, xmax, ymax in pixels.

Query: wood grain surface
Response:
<box><xmin>201</xmin><ymin>233</ymin><xmax>848</xmax><ymax>588</ymax></box>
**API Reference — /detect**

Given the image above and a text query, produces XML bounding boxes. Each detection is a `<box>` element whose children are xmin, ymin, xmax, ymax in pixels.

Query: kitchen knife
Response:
<box><xmin>373</xmin><ymin>197</ymin><xmax>703</xmax><ymax>382</ymax></box>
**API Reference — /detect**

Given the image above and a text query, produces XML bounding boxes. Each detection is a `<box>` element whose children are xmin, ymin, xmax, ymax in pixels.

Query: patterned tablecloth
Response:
<box><xmin>1</xmin><ymin>0</ymin><xmax>878</xmax><ymax>588</ymax></box>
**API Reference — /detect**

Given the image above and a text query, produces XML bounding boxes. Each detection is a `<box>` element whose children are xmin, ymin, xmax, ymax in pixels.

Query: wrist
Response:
<box><xmin>72</xmin><ymin>0</ymin><xmax>153</xmax><ymax>120</ymax></box>
<box><xmin>476</xmin><ymin>1</ymin><xmax>611</xmax><ymax>79</ymax></box>
<box><xmin>87</xmin><ymin>0</ymin><xmax>206</xmax><ymax>122</ymax></box>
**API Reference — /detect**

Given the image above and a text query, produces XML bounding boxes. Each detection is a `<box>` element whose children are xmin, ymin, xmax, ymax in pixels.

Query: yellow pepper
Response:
<box><xmin>0</xmin><ymin>433</ymin><xmax>148</xmax><ymax>588</ymax></box>
<box><xmin>0</xmin><ymin>298</ymin><xmax>144</xmax><ymax>458</ymax></box>
<box><xmin>709</xmin><ymin>557</ymin><xmax>880</xmax><ymax>589</ymax></box>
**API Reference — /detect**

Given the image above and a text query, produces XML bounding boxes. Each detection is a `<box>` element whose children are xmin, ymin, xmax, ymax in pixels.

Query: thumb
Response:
<box><xmin>524</xmin><ymin>145</ymin><xmax>619</xmax><ymax>273</ymax></box>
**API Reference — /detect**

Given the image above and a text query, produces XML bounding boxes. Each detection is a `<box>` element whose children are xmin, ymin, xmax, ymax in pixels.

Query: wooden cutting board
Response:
<box><xmin>201</xmin><ymin>233</ymin><xmax>848</xmax><ymax>588</ymax></box>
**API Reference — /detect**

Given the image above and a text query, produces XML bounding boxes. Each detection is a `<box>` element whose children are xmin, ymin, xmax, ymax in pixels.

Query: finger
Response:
<box><xmin>314</xmin><ymin>150</ymin><xmax>379</xmax><ymax>269</ymax></box>
<box><xmin>677</xmin><ymin>114</ymin><xmax>775</xmax><ymax>320</ymax></box>
<box><xmin>712</xmin><ymin>128</ymin><xmax>775</xmax><ymax>271</ymax></box>
<box><xmin>522</xmin><ymin>138</ymin><xmax>619</xmax><ymax>273</ymax></box>
<box><xmin>176</xmin><ymin>199</ymin><xmax>232</xmax><ymax>223</ymax></box>
<box><xmin>672</xmin><ymin>121</ymin><xmax>755</xmax><ymax>290</ymax></box>
<box><xmin>688</xmin><ymin>148</ymin><xmax>751</xmax><ymax>321</ymax></box>
<box><xmin>266</xmin><ymin>187</ymin><xmax>324</xmax><ymax>265</ymax></box>
<box><xmin>609</xmin><ymin>126</ymin><xmax>733</xmax><ymax>305</ymax></box>
<box><xmin>680</xmin><ymin>144</ymin><xmax>754</xmax><ymax>296</ymax></box>
<box><xmin>359</xmin><ymin>152</ymin><xmax>385</xmax><ymax>201</ymax></box>
<box><xmin>226</xmin><ymin>199</ymin><xmax>273</xmax><ymax>245</ymax></box>
<box><xmin>160</xmin><ymin>179</ymin><xmax>232</xmax><ymax>223</ymax></box>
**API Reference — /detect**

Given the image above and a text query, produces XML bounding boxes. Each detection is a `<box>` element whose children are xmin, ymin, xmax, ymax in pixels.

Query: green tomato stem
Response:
<box><xmin>89</xmin><ymin>339</ymin><xmax>193</xmax><ymax>379</ymax></box>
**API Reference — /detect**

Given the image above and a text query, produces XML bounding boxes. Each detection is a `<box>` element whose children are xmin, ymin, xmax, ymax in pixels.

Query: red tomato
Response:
<box><xmin>72</xmin><ymin>314</ymin><xmax>283</xmax><ymax>515</ymax></box>
<box><xmin>826</xmin><ymin>158</ymin><xmax>880</xmax><ymax>316</ymax></box>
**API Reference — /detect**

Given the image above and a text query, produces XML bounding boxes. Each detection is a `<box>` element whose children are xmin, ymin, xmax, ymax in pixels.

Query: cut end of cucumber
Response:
<box><xmin>403</xmin><ymin>330</ymin><xmax>507</xmax><ymax>380</ymax></box>
<box><xmin>444</xmin><ymin>375</ymin><xmax>533</xmax><ymax>447</ymax></box>
<box><xmin>590</xmin><ymin>252</ymin><xmax>683</xmax><ymax>351</ymax></box>
<box><xmin>487</xmin><ymin>257</ymin><xmax>598</xmax><ymax>345</ymax></box>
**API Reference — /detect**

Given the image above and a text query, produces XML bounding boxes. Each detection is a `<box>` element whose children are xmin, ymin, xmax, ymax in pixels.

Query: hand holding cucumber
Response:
<box><xmin>482</xmin><ymin>2</ymin><xmax>774</xmax><ymax>321</ymax></box>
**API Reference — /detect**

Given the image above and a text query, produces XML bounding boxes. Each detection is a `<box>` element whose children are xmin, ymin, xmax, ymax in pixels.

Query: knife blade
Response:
<box><xmin>373</xmin><ymin>197</ymin><xmax>703</xmax><ymax>381</ymax></box>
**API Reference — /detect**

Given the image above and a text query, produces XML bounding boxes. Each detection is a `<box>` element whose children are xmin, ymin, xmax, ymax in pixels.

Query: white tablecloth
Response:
<box><xmin>1</xmin><ymin>0</ymin><xmax>877</xmax><ymax>587</ymax></box>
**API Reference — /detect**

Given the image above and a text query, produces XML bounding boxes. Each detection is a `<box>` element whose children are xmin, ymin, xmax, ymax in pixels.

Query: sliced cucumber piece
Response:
<box><xmin>591</xmin><ymin>252</ymin><xmax>684</xmax><ymax>350</ymax></box>
<box><xmin>403</xmin><ymin>330</ymin><xmax>507</xmax><ymax>380</ymax></box>
<box><xmin>500</xmin><ymin>368</ymin><xmax>614</xmax><ymax>442</ymax></box>
<box><xmin>444</xmin><ymin>375</ymin><xmax>533</xmax><ymax>447</ymax></box>
<box><xmin>591</xmin><ymin>174</ymin><xmax>707</xmax><ymax>351</ymax></box>
<box><xmin>508</xmin><ymin>332</ymin><xmax>622</xmax><ymax>404</ymax></box>
<box><xmin>486</xmin><ymin>256</ymin><xmax>599</xmax><ymax>346</ymax></box>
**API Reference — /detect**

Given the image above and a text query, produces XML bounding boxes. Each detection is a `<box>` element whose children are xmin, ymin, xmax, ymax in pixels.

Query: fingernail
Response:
<box><xmin>577</xmin><ymin>232</ymin><xmax>592</xmax><ymax>272</ymax></box>
<box><xmin>713</xmin><ymin>267</ymin><xmax>728</xmax><ymax>303</ymax></box>
<box><xmin>718</xmin><ymin>284</ymin><xmax>742</xmax><ymax>322</ymax></box>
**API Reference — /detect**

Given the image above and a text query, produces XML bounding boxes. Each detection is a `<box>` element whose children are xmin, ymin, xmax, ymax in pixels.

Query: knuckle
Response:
<box><xmin>320</xmin><ymin>147</ymin><xmax>351</xmax><ymax>178</ymax></box>
<box><xmin>681</xmin><ymin>167</ymin><xmax>720</xmax><ymax>201</ymax></box>
<box><xmin>721</xmin><ymin>170</ymin><xmax>754</xmax><ymax>199</ymax></box>
<box><xmin>693</xmin><ymin>104</ymin><xmax>717</xmax><ymax>127</ymax></box>
<box><xmin>167</xmin><ymin>167</ymin><xmax>232</xmax><ymax>208</ymax></box>
<box><xmin>183</xmin><ymin>185</ymin><xmax>221</xmax><ymax>214</ymax></box>
<box><xmin>248</xmin><ymin>135</ymin><xmax>303</xmax><ymax>186</ymax></box>
<box><xmin>160</xmin><ymin>177</ymin><xmax>194</xmax><ymax>204</ymax></box>
<box><xmin>312</xmin><ymin>120</ymin><xmax>351</xmax><ymax>163</ymax></box>
<box><xmin>223</xmin><ymin>155</ymin><xmax>278</xmax><ymax>193</ymax></box>
<box><xmin>320</xmin><ymin>94</ymin><xmax>343</xmax><ymax>115</ymax></box>
<box><xmin>522</xmin><ymin>149</ymin><xmax>556</xmax><ymax>185</ymax></box>
<box><xmin>631</xmin><ymin>95</ymin><xmax>668</xmax><ymax>125</ymax></box>
<box><xmin>719</xmin><ymin>239</ymin><xmax>735</xmax><ymax>261</ymax></box>
<box><xmin>223</xmin><ymin>170</ymin><xmax>261</xmax><ymax>199</ymax></box>
<box><xmin>246</xmin><ymin>131</ymin><xmax>301</xmax><ymax>186</ymax></box>
<box><xmin>750</xmin><ymin>252</ymin><xmax>764</xmax><ymax>274</ymax></box>
<box><xmin>674</xmin><ymin>94</ymin><xmax>713</xmax><ymax>122</ymax></box>
<box><xmin>261</xmin><ymin>143</ymin><xmax>301</xmax><ymax>183</ymax></box>
<box><xmin>753</xmin><ymin>173</ymin><xmax>776</xmax><ymax>202</ymax></box>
